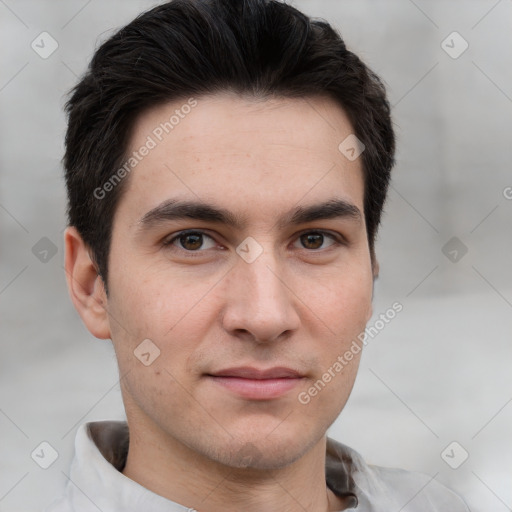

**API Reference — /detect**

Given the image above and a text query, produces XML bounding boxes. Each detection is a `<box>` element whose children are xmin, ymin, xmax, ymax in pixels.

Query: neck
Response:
<box><xmin>122</xmin><ymin>418</ymin><xmax>347</xmax><ymax>512</ymax></box>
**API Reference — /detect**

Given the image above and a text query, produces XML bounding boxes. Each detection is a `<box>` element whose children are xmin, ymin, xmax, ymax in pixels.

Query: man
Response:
<box><xmin>48</xmin><ymin>0</ymin><xmax>468</xmax><ymax>510</ymax></box>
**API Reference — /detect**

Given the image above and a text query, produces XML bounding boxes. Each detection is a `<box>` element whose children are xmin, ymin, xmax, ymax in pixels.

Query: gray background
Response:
<box><xmin>1</xmin><ymin>0</ymin><xmax>511</xmax><ymax>510</ymax></box>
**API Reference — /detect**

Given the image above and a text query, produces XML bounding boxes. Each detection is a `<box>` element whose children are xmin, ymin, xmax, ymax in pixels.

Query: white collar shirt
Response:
<box><xmin>44</xmin><ymin>421</ymin><xmax>468</xmax><ymax>512</ymax></box>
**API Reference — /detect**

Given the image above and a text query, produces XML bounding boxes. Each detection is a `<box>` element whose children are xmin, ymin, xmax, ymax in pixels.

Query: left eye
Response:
<box><xmin>293</xmin><ymin>231</ymin><xmax>338</xmax><ymax>250</ymax></box>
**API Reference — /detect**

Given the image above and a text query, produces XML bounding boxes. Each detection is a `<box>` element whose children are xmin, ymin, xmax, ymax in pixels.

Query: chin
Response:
<box><xmin>207</xmin><ymin>426</ymin><xmax>325</xmax><ymax>471</ymax></box>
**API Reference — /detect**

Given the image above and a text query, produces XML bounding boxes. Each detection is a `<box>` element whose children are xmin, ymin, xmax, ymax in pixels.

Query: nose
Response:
<box><xmin>220</xmin><ymin>250</ymin><xmax>301</xmax><ymax>344</ymax></box>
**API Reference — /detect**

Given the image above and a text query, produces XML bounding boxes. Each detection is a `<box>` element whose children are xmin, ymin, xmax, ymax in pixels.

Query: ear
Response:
<box><xmin>372</xmin><ymin>257</ymin><xmax>380</xmax><ymax>282</ymax></box>
<box><xmin>367</xmin><ymin>256</ymin><xmax>380</xmax><ymax>322</ymax></box>
<box><xmin>64</xmin><ymin>226</ymin><xmax>111</xmax><ymax>339</ymax></box>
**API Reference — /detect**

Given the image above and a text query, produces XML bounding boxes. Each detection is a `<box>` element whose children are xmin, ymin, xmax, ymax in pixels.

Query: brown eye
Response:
<box><xmin>164</xmin><ymin>230</ymin><xmax>217</xmax><ymax>252</ymax></box>
<box><xmin>300</xmin><ymin>232</ymin><xmax>324</xmax><ymax>249</ymax></box>
<box><xmin>179</xmin><ymin>233</ymin><xmax>203</xmax><ymax>250</ymax></box>
<box><xmin>296</xmin><ymin>231</ymin><xmax>340</xmax><ymax>250</ymax></box>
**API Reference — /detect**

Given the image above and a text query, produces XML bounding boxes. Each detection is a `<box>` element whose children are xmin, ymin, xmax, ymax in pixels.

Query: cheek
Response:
<box><xmin>108</xmin><ymin>265</ymin><xmax>190</xmax><ymax>336</ymax></box>
<box><xmin>107</xmin><ymin>281</ymin><xmax>204</xmax><ymax>421</ymax></box>
<box><xmin>316</xmin><ymin>267</ymin><xmax>373</xmax><ymax>338</ymax></box>
<box><xmin>106</xmin><ymin>268</ymin><xmax>217</xmax><ymax>382</ymax></box>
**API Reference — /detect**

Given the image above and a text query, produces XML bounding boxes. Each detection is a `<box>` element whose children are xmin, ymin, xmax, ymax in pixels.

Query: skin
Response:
<box><xmin>65</xmin><ymin>93</ymin><xmax>378</xmax><ymax>511</ymax></box>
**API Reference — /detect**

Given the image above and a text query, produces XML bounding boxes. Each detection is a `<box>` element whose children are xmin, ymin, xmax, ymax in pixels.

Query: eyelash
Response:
<box><xmin>162</xmin><ymin>229</ymin><xmax>344</xmax><ymax>255</ymax></box>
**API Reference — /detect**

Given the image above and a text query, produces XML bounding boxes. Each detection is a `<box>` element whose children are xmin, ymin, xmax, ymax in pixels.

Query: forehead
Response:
<box><xmin>116</xmin><ymin>93</ymin><xmax>365</xmax><ymax>228</ymax></box>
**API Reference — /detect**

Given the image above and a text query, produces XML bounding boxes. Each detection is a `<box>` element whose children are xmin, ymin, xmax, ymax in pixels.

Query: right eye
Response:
<box><xmin>163</xmin><ymin>230</ymin><xmax>218</xmax><ymax>253</ymax></box>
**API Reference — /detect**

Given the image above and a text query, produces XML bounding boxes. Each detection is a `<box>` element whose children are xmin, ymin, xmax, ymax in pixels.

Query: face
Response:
<box><xmin>102</xmin><ymin>93</ymin><xmax>374</xmax><ymax>469</ymax></box>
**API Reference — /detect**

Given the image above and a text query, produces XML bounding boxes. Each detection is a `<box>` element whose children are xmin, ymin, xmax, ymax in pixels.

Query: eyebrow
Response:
<box><xmin>136</xmin><ymin>197</ymin><xmax>362</xmax><ymax>233</ymax></box>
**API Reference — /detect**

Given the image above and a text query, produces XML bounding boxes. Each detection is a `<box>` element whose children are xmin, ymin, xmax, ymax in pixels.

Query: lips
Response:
<box><xmin>206</xmin><ymin>366</ymin><xmax>305</xmax><ymax>400</ymax></box>
<box><xmin>209</xmin><ymin>366</ymin><xmax>303</xmax><ymax>379</ymax></box>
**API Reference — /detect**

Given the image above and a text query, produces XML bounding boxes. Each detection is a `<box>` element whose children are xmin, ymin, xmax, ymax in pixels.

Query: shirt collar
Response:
<box><xmin>80</xmin><ymin>420</ymin><xmax>359</xmax><ymax>510</ymax></box>
<box><xmin>56</xmin><ymin>421</ymin><xmax>467</xmax><ymax>512</ymax></box>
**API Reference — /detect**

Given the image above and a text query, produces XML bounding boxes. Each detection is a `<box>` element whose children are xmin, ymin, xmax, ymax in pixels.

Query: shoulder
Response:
<box><xmin>42</xmin><ymin>497</ymin><xmax>69</xmax><ymax>512</ymax></box>
<box><xmin>326</xmin><ymin>437</ymin><xmax>469</xmax><ymax>511</ymax></box>
<box><xmin>366</xmin><ymin>464</ymin><xmax>469</xmax><ymax>511</ymax></box>
<box><xmin>42</xmin><ymin>421</ymin><xmax>131</xmax><ymax>512</ymax></box>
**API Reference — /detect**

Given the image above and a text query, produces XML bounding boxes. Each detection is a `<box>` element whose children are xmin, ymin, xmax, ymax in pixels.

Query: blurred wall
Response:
<box><xmin>1</xmin><ymin>1</ymin><xmax>511</xmax><ymax>511</ymax></box>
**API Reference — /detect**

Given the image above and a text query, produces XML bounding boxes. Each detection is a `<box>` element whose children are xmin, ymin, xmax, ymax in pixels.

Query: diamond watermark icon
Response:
<box><xmin>236</xmin><ymin>442</ymin><xmax>263</xmax><ymax>468</ymax></box>
<box><xmin>441</xmin><ymin>31</ymin><xmax>469</xmax><ymax>59</ymax></box>
<box><xmin>134</xmin><ymin>338</ymin><xmax>161</xmax><ymax>366</ymax></box>
<box><xmin>31</xmin><ymin>31</ymin><xmax>59</xmax><ymax>59</ymax></box>
<box><xmin>338</xmin><ymin>134</ymin><xmax>365</xmax><ymax>161</ymax></box>
<box><xmin>441</xmin><ymin>441</ymin><xmax>469</xmax><ymax>469</ymax></box>
<box><xmin>236</xmin><ymin>236</ymin><xmax>263</xmax><ymax>263</ymax></box>
<box><xmin>442</xmin><ymin>236</ymin><xmax>468</xmax><ymax>263</ymax></box>
<box><xmin>32</xmin><ymin>237</ymin><xmax>58</xmax><ymax>263</ymax></box>
<box><xmin>31</xmin><ymin>441</ymin><xmax>59</xmax><ymax>469</ymax></box>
